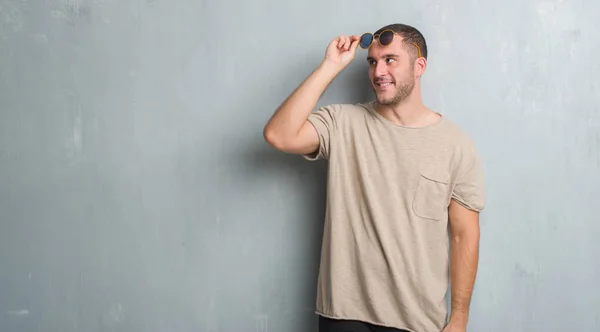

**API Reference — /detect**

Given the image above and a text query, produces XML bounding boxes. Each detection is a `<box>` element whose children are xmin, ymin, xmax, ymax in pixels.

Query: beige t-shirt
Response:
<box><xmin>303</xmin><ymin>101</ymin><xmax>486</xmax><ymax>332</ymax></box>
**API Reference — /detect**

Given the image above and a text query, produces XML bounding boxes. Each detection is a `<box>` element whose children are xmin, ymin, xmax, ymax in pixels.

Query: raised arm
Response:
<box><xmin>263</xmin><ymin>35</ymin><xmax>360</xmax><ymax>155</ymax></box>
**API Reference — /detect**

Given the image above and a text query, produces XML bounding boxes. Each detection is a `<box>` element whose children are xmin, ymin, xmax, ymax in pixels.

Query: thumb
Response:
<box><xmin>349</xmin><ymin>38</ymin><xmax>360</xmax><ymax>54</ymax></box>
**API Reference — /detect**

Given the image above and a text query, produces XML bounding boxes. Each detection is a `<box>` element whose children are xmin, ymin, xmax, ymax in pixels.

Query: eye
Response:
<box><xmin>386</xmin><ymin>58</ymin><xmax>395</xmax><ymax>63</ymax></box>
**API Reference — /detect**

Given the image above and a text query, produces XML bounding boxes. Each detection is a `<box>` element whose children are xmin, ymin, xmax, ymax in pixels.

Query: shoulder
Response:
<box><xmin>435</xmin><ymin>115</ymin><xmax>484</xmax><ymax>177</ymax></box>
<box><xmin>314</xmin><ymin>102</ymin><xmax>373</xmax><ymax>115</ymax></box>
<box><xmin>437</xmin><ymin>116</ymin><xmax>480</xmax><ymax>154</ymax></box>
<box><xmin>438</xmin><ymin>117</ymin><xmax>487</xmax><ymax>211</ymax></box>
<box><xmin>309</xmin><ymin>102</ymin><xmax>375</xmax><ymax>125</ymax></box>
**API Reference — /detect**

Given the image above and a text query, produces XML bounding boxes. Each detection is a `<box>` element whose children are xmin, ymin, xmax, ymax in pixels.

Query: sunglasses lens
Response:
<box><xmin>379</xmin><ymin>30</ymin><xmax>394</xmax><ymax>45</ymax></box>
<box><xmin>359</xmin><ymin>33</ymin><xmax>373</xmax><ymax>48</ymax></box>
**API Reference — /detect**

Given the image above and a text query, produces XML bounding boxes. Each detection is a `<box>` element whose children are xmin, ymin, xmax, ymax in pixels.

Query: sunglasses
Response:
<box><xmin>359</xmin><ymin>29</ymin><xmax>422</xmax><ymax>58</ymax></box>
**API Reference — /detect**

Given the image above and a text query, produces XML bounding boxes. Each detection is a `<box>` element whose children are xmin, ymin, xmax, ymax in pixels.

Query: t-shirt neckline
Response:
<box><xmin>363</xmin><ymin>100</ymin><xmax>445</xmax><ymax>130</ymax></box>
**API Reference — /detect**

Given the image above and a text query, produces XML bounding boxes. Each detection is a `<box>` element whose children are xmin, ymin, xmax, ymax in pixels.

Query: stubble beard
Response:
<box><xmin>375</xmin><ymin>76</ymin><xmax>415</xmax><ymax>106</ymax></box>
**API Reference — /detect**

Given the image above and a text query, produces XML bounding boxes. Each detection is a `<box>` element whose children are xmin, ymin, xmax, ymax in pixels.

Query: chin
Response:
<box><xmin>375</xmin><ymin>93</ymin><xmax>396</xmax><ymax>105</ymax></box>
<box><xmin>377</xmin><ymin>98</ymin><xmax>395</xmax><ymax>105</ymax></box>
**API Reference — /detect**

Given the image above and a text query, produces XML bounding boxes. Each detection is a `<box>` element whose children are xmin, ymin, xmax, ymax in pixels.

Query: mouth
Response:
<box><xmin>375</xmin><ymin>81</ymin><xmax>395</xmax><ymax>90</ymax></box>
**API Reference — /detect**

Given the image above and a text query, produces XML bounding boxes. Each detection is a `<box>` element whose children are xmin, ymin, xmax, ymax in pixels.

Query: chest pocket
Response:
<box><xmin>412</xmin><ymin>170</ymin><xmax>451</xmax><ymax>221</ymax></box>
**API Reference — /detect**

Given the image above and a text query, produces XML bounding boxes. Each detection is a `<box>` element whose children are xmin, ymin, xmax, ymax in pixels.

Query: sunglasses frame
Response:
<box><xmin>359</xmin><ymin>29</ymin><xmax>423</xmax><ymax>58</ymax></box>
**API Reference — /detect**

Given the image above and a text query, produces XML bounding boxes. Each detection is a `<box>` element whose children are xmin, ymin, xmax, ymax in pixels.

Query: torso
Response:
<box><xmin>313</xmin><ymin>101</ymin><xmax>478</xmax><ymax>332</ymax></box>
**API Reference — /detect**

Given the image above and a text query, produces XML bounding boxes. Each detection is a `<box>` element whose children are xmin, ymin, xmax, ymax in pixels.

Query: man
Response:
<box><xmin>263</xmin><ymin>23</ymin><xmax>486</xmax><ymax>332</ymax></box>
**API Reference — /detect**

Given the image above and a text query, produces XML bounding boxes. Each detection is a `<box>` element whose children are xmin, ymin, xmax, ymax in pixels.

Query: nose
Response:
<box><xmin>374</xmin><ymin>61</ymin><xmax>387</xmax><ymax>77</ymax></box>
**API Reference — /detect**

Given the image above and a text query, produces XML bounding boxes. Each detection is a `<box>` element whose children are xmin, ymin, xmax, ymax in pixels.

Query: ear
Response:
<box><xmin>414</xmin><ymin>57</ymin><xmax>427</xmax><ymax>77</ymax></box>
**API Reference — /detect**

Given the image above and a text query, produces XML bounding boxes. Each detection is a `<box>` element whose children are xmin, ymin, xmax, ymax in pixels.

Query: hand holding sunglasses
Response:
<box><xmin>322</xmin><ymin>35</ymin><xmax>361</xmax><ymax>72</ymax></box>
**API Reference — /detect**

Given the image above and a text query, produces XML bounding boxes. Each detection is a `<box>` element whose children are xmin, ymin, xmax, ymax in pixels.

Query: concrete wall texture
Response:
<box><xmin>1</xmin><ymin>0</ymin><xmax>599</xmax><ymax>331</ymax></box>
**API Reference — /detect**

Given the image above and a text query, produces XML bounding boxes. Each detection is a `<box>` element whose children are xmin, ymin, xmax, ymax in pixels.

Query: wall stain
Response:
<box><xmin>51</xmin><ymin>0</ymin><xmax>91</xmax><ymax>25</ymax></box>
<box><xmin>0</xmin><ymin>0</ymin><xmax>28</xmax><ymax>38</ymax></box>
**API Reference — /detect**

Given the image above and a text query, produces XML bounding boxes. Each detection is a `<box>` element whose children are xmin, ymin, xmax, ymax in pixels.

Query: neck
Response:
<box><xmin>374</xmin><ymin>90</ymin><xmax>439</xmax><ymax>128</ymax></box>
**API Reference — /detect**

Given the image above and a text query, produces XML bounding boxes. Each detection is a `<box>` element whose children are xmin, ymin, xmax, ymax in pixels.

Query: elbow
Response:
<box><xmin>263</xmin><ymin>126</ymin><xmax>285</xmax><ymax>150</ymax></box>
<box><xmin>263</xmin><ymin>127</ymin><xmax>301</xmax><ymax>153</ymax></box>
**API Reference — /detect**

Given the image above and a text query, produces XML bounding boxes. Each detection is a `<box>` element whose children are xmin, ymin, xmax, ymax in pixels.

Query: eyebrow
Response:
<box><xmin>366</xmin><ymin>54</ymin><xmax>400</xmax><ymax>61</ymax></box>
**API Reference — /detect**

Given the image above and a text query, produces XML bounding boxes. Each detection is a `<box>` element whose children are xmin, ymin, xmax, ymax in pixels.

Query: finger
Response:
<box><xmin>329</xmin><ymin>38</ymin><xmax>338</xmax><ymax>49</ymax></box>
<box><xmin>339</xmin><ymin>35</ymin><xmax>347</xmax><ymax>50</ymax></box>
<box><xmin>336</xmin><ymin>36</ymin><xmax>343</xmax><ymax>48</ymax></box>
<box><xmin>349</xmin><ymin>39</ymin><xmax>359</xmax><ymax>53</ymax></box>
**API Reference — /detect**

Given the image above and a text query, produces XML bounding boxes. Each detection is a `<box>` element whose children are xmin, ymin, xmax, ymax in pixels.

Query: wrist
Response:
<box><xmin>318</xmin><ymin>59</ymin><xmax>344</xmax><ymax>77</ymax></box>
<box><xmin>448</xmin><ymin>311</ymin><xmax>469</xmax><ymax>327</ymax></box>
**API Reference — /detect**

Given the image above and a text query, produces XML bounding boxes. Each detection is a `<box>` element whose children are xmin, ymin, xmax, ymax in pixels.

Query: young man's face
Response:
<box><xmin>367</xmin><ymin>35</ymin><xmax>417</xmax><ymax>106</ymax></box>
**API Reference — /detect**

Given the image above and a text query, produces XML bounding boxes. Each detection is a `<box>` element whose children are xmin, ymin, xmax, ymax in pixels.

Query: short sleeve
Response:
<box><xmin>451</xmin><ymin>142</ymin><xmax>487</xmax><ymax>212</ymax></box>
<box><xmin>303</xmin><ymin>104</ymin><xmax>341</xmax><ymax>161</ymax></box>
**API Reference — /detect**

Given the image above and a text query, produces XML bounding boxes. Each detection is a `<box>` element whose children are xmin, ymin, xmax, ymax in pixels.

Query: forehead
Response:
<box><xmin>367</xmin><ymin>34</ymin><xmax>408</xmax><ymax>59</ymax></box>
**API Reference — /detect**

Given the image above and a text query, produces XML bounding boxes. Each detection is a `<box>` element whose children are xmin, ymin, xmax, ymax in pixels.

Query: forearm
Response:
<box><xmin>448</xmin><ymin>227</ymin><xmax>480</xmax><ymax>326</ymax></box>
<box><xmin>263</xmin><ymin>61</ymin><xmax>340</xmax><ymax>143</ymax></box>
